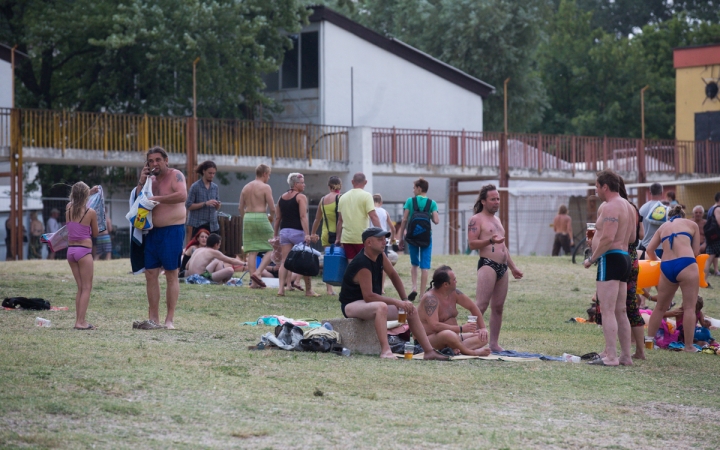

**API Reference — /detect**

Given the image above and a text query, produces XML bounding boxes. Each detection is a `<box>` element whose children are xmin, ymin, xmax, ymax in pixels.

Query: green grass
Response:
<box><xmin>1</xmin><ymin>255</ymin><xmax>719</xmax><ymax>449</ymax></box>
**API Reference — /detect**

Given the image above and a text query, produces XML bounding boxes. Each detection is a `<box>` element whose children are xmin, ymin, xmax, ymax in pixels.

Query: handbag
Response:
<box><xmin>126</xmin><ymin>178</ymin><xmax>159</xmax><ymax>230</ymax></box>
<box><xmin>321</xmin><ymin>194</ymin><xmax>340</xmax><ymax>244</ymax></box>
<box><xmin>284</xmin><ymin>243</ymin><xmax>320</xmax><ymax>277</ymax></box>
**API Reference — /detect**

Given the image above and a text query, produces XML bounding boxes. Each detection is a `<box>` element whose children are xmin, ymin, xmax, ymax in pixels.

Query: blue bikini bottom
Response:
<box><xmin>660</xmin><ymin>257</ymin><xmax>696</xmax><ymax>284</ymax></box>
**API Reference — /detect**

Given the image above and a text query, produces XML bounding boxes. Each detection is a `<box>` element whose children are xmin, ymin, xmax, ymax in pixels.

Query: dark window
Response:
<box><xmin>301</xmin><ymin>32</ymin><xmax>319</xmax><ymax>89</ymax></box>
<box><xmin>263</xmin><ymin>71</ymin><xmax>279</xmax><ymax>91</ymax></box>
<box><xmin>281</xmin><ymin>35</ymin><xmax>299</xmax><ymax>89</ymax></box>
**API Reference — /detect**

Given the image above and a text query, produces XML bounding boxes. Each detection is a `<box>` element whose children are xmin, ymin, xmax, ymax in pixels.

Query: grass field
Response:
<box><xmin>1</xmin><ymin>255</ymin><xmax>719</xmax><ymax>449</ymax></box>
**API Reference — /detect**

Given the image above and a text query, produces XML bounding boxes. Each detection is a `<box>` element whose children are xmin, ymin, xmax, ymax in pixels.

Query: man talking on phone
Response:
<box><xmin>134</xmin><ymin>146</ymin><xmax>187</xmax><ymax>330</ymax></box>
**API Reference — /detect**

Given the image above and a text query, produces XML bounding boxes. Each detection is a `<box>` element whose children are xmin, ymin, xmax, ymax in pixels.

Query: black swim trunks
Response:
<box><xmin>596</xmin><ymin>250</ymin><xmax>631</xmax><ymax>282</ymax></box>
<box><xmin>477</xmin><ymin>257</ymin><xmax>508</xmax><ymax>280</ymax></box>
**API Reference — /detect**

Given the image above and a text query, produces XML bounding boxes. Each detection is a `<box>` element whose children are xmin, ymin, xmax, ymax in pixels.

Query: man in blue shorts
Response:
<box><xmin>583</xmin><ymin>169</ymin><xmax>636</xmax><ymax>366</ymax></box>
<box><xmin>135</xmin><ymin>147</ymin><xmax>187</xmax><ymax>330</ymax></box>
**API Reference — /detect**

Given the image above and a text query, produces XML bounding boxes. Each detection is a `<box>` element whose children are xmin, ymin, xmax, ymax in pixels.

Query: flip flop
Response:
<box><xmin>74</xmin><ymin>324</ymin><xmax>96</xmax><ymax>330</ymax></box>
<box><xmin>408</xmin><ymin>291</ymin><xmax>418</xmax><ymax>301</ymax></box>
<box><xmin>305</xmin><ymin>292</ymin><xmax>321</xmax><ymax>297</ymax></box>
<box><xmin>250</xmin><ymin>274</ymin><xmax>266</xmax><ymax>288</ymax></box>
<box><xmin>587</xmin><ymin>357</ymin><xmax>612</xmax><ymax>366</ymax></box>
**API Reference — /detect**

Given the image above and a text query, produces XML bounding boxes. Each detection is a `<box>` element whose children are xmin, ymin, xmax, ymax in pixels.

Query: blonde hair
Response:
<box><xmin>69</xmin><ymin>182</ymin><xmax>90</xmax><ymax>222</ymax></box>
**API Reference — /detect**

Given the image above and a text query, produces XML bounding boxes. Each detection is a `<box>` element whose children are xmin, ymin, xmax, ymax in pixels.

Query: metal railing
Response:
<box><xmin>0</xmin><ymin>108</ymin><xmax>349</xmax><ymax>163</ymax></box>
<box><xmin>372</xmin><ymin>126</ymin><xmax>720</xmax><ymax>176</ymax></box>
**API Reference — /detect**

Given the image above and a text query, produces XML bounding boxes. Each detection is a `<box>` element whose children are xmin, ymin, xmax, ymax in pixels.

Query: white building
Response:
<box><xmin>265</xmin><ymin>6</ymin><xmax>493</xmax><ymax>131</ymax></box>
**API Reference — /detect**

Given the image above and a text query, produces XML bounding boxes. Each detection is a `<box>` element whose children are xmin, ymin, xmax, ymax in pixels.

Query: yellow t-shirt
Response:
<box><xmin>337</xmin><ymin>188</ymin><xmax>375</xmax><ymax>244</ymax></box>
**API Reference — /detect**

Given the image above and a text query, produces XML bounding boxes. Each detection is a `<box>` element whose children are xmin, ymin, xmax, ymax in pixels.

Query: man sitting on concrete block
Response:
<box><xmin>338</xmin><ymin>226</ymin><xmax>448</xmax><ymax>360</ymax></box>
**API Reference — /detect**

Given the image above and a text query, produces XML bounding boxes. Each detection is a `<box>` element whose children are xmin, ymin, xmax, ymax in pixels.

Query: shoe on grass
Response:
<box><xmin>136</xmin><ymin>320</ymin><xmax>165</xmax><ymax>330</ymax></box>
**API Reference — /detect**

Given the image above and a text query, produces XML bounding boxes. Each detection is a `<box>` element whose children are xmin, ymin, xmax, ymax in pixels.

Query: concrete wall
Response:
<box><xmin>320</xmin><ymin>21</ymin><xmax>484</xmax><ymax>130</ymax></box>
<box><xmin>0</xmin><ymin>59</ymin><xmax>11</xmax><ymax>108</ymax></box>
<box><xmin>676</xmin><ymin>64</ymin><xmax>720</xmax><ymax>141</ymax></box>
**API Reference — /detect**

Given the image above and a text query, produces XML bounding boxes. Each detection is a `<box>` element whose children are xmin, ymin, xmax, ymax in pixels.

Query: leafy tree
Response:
<box><xmin>1</xmin><ymin>0</ymin><xmax>309</xmax><ymax>118</ymax></box>
<box><xmin>311</xmin><ymin>0</ymin><xmax>550</xmax><ymax>133</ymax></box>
<box><xmin>581</xmin><ymin>0</ymin><xmax>719</xmax><ymax>36</ymax></box>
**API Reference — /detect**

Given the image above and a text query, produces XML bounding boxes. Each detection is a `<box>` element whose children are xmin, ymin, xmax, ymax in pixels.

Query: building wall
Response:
<box><xmin>0</xmin><ymin>60</ymin><xmax>11</xmax><ymax>108</ymax></box>
<box><xmin>320</xmin><ymin>21</ymin><xmax>484</xmax><ymax>130</ymax></box>
<box><xmin>676</xmin><ymin>64</ymin><xmax>720</xmax><ymax>141</ymax></box>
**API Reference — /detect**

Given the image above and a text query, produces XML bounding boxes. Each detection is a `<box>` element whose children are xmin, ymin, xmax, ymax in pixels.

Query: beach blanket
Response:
<box><xmin>242</xmin><ymin>212</ymin><xmax>273</xmax><ymax>252</ymax></box>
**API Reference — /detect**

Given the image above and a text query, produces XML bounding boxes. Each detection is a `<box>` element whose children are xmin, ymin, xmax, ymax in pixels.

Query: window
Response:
<box><xmin>264</xmin><ymin>32</ymin><xmax>319</xmax><ymax>91</ymax></box>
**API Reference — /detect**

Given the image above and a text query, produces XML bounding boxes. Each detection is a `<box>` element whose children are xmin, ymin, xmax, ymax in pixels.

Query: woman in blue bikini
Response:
<box><xmin>645</xmin><ymin>205</ymin><xmax>701</xmax><ymax>352</ymax></box>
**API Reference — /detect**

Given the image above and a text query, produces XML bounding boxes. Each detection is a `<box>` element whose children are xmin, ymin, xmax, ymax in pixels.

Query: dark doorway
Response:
<box><xmin>694</xmin><ymin>111</ymin><xmax>720</xmax><ymax>173</ymax></box>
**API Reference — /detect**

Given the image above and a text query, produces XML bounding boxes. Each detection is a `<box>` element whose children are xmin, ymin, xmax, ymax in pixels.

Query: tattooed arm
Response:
<box><xmin>149</xmin><ymin>169</ymin><xmax>188</xmax><ymax>204</ymax></box>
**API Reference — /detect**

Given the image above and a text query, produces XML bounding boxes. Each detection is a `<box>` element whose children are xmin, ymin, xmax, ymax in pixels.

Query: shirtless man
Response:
<box><xmin>135</xmin><ymin>146</ymin><xmax>187</xmax><ymax>330</ymax></box>
<box><xmin>467</xmin><ymin>184</ymin><xmax>523</xmax><ymax>352</ymax></box>
<box><xmin>691</xmin><ymin>205</ymin><xmax>707</xmax><ymax>254</ymax></box>
<box><xmin>552</xmin><ymin>205</ymin><xmax>573</xmax><ymax>256</ymax></box>
<box><xmin>338</xmin><ymin>227</ymin><xmax>447</xmax><ymax>360</ymax></box>
<box><xmin>583</xmin><ymin>169</ymin><xmax>636</xmax><ymax>366</ymax></box>
<box><xmin>186</xmin><ymin>233</ymin><xmax>244</xmax><ymax>283</ymax></box>
<box><xmin>418</xmin><ymin>265</ymin><xmax>491</xmax><ymax>356</ymax></box>
<box><xmin>239</xmin><ymin>164</ymin><xmax>276</xmax><ymax>288</ymax></box>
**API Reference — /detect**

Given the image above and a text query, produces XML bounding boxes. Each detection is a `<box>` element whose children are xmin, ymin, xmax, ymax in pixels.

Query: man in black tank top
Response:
<box><xmin>339</xmin><ymin>227</ymin><xmax>448</xmax><ymax>360</ymax></box>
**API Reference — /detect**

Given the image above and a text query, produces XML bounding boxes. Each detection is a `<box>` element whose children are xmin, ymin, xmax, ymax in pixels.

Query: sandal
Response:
<box><xmin>74</xmin><ymin>324</ymin><xmax>97</xmax><ymax>330</ymax></box>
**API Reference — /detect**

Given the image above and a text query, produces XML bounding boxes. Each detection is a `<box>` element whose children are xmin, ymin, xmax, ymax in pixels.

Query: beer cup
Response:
<box><xmin>467</xmin><ymin>315</ymin><xmax>478</xmax><ymax>324</ymax></box>
<box><xmin>398</xmin><ymin>308</ymin><xmax>407</xmax><ymax>324</ymax></box>
<box><xmin>404</xmin><ymin>342</ymin><xmax>414</xmax><ymax>360</ymax></box>
<box><xmin>586</xmin><ymin>223</ymin><xmax>596</xmax><ymax>241</ymax></box>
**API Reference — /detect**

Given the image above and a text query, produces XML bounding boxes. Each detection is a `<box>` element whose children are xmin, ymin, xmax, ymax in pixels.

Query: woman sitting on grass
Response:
<box><xmin>179</xmin><ymin>229</ymin><xmax>209</xmax><ymax>277</ymax></box>
<box><xmin>646</xmin><ymin>205</ymin><xmax>701</xmax><ymax>352</ymax></box>
<box><xmin>66</xmin><ymin>182</ymin><xmax>99</xmax><ymax>330</ymax></box>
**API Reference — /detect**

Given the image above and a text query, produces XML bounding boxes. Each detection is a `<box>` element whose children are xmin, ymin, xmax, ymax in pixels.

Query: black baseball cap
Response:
<box><xmin>362</xmin><ymin>227</ymin><xmax>391</xmax><ymax>242</ymax></box>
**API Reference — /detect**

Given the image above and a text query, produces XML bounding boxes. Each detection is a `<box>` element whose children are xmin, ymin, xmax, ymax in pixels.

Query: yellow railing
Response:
<box><xmin>2</xmin><ymin>108</ymin><xmax>348</xmax><ymax>162</ymax></box>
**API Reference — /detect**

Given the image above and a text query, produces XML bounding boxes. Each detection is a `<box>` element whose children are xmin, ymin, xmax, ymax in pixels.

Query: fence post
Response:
<box><xmin>426</xmin><ymin>127</ymin><xmax>432</xmax><ymax>170</ymax></box>
<box><xmin>674</xmin><ymin>140</ymin><xmax>680</xmax><ymax>177</ymax></box>
<box><xmin>537</xmin><ymin>132</ymin><xmax>543</xmax><ymax>173</ymax></box>
<box><xmin>706</xmin><ymin>140</ymin><xmax>711</xmax><ymax>175</ymax></box>
<box><xmin>603</xmin><ymin>135</ymin><xmax>608</xmax><ymax>170</ymax></box>
<box><xmin>143</xmin><ymin>113</ymin><xmax>149</xmax><ymax>151</ymax></box>
<box><xmin>500</xmin><ymin>132</ymin><xmax>510</xmax><ymax>250</ymax></box>
<box><xmin>306</xmin><ymin>124</ymin><xmax>312</xmax><ymax>166</ymax></box>
<box><xmin>62</xmin><ymin>110</ymin><xmax>66</xmax><ymax>157</ymax></box>
<box><xmin>637</xmin><ymin>138</ymin><xmax>647</xmax><ymax>202</ymax></box>
<box><xmin>461</xmin><ymin>129</ymin><xmax>466</xmax><ymax>169</ymax></box>
<box><xmin>571</xmin><ymin>135</ymin><xmax>576</xmax><ymax>176</ymax></box>
<box><xmin>392</xmin><ymin>126</ymin><xmax>397</xmax><ymax>168</ymax></box>
<box><xmin>448</xmin><ymin>178</ymin><xmax>458</xmax><ymax>254</ymax></box>
<box><xmin>103</xmin><ymin>111</ymin><xmax>108</xmax><ymax>158</ymax></box>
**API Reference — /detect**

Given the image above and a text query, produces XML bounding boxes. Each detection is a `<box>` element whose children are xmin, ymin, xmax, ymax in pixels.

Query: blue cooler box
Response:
<box><xmin>323</xmin><ymin>245</ymin><xmax>348</xmax><ymax>286</ymax></box>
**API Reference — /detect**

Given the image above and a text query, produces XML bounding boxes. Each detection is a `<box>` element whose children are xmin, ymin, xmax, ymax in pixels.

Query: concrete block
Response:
<box><xmin>324</xmin><ymin>318</ymin><xmax>380</xmax><ymax>355</ymax></box>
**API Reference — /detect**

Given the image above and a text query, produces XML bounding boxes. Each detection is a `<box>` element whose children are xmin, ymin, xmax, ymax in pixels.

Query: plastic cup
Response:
<box><xmin>404</xmin><ymin>342</ymin><xmax>414</xmax><ymax>360</ymax></box>
<box><xmin>467</xmin><ymin>315</ymin><xmax>478</xmax><ymax>324</ymax></box>
<box><xmin>586</xmin><ymin>223</ymin><xmax>596</xmax><ymax>241</ymax></box>
<box><xmin>398</xmin><ymin>308</ymin><xmax>407</xmax><ymax>324</ymax></box>
<box><xmin>35</xmin><ymin>317</ymin><xmax>51</xmax><ymax>327</ymax></box>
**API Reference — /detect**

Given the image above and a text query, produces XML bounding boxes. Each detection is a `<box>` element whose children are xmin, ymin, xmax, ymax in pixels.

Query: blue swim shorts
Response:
<box><xmin>145</xmin><ymin>224</ymin><xmax>184</xmax><ymax>271</ymax></box>
<box><xmin>407</xmin><ymin>241</ymin><xmax>432</xmax><ymax>270</ymax></box>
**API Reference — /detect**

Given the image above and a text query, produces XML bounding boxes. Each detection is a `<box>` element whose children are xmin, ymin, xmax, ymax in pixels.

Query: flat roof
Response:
<box><xmin>674</xmin><ymin>43</ymin><xmax>720</xmax><ymax>69</ymax></box>
<box><xmin>309</xmin><ymin>6</ymin><xmax>495</xmax><ymax>98</ymax></box>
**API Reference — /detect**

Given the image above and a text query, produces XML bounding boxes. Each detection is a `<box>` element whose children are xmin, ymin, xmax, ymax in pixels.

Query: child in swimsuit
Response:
<box><xmin>66</xmin><ymin>182</ymin><xmax>99</xmax><ymax>330</ymax></box>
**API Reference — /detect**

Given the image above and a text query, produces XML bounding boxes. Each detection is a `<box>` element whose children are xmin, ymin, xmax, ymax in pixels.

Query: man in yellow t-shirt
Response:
<box><xmin>335</xmin><ymin>173</ymin><xmax>381</xmax><ymax>259</ymax></box>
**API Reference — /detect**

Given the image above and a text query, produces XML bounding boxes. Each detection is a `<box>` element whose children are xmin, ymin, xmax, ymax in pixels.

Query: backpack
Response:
<box><xmin>644</xmin><ymin>201</ymin><xmax>668</xmax><ymax>226</ymax></box>
<box><xmin>405</xmin><ymin>197</ymin><xmax>432</xmax><ymax>247</ymax></box>
<box><xmin>704</xmin><ymin>206</ymin><xmax>720</xmax><ymax>243</ymax></box>
<box><xmin>2</xmin><ymin>297</ymin><xmax>51</xmax><ymax>310</ymax></box>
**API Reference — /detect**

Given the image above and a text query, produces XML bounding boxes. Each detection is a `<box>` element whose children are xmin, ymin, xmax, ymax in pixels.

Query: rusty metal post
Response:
<box><xmin>637</xmin><ymin>139</ymin><xmax>647</xmax><ymax>203</ymax></box>
<box><xmin>571</xmin><ymin>135</ymin><xmax>576</xmax><ymax>176</ymax></box>
<box><xmin>461</xmin><ymin>129</ymin><xmax>466</xmax><ymax>169</ymax></box>
<box><xmin>537</xmin><ymin>132</ymin><xmax>543</xmax><ymax>173</ymax></box>
<box><xmin>186</xmin><ymin>117</ymin><xmax>197</xmax><ymax>188</ymax></box>
<box><xmin>499</xmin><ymin>132</ymin><xmax>510</xmax><ymax>250</ymax></box>
<box><xmin>603</xmin><ymin>135</ymin><xmax>608</xmax><ymax>169</ymax></box>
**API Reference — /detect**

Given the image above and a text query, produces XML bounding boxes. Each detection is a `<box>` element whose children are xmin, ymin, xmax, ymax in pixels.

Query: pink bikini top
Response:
<box><xmin>67</xmin><ymin>208</ymin><xmax>91</xmax><ymax>241</ymax></box>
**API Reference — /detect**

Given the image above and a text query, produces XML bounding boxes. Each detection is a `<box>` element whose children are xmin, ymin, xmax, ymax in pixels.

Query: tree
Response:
<box><xmin>311</xmin><ymin>0</ymin><xmax>550</xmax><ymax>132</ymax></box>
<box><xmin>1</xmin><ymin>0</ymin><xmax>309</xmax><ymax>118</ymax></box>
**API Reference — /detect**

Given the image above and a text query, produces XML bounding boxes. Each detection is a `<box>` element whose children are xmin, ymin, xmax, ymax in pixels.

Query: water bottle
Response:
<box><xmin>340</xmin><ymin>348</ymin><xmax>351</xmax><ymax>357</ymax></box>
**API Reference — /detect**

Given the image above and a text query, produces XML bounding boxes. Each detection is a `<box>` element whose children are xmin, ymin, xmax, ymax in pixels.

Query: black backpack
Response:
<box><xmin>405</xmin><ymin>197</ymin><xmax>432</xmax><ymax>247</ymax></box>
<box><xmin>2</xmin><ymin>297</ymin><xmax>51</xmax><ymax>310</ymax></box>
<box><xmin>704</xmin><ymin>206</ymin><xmax>720</xmax><ymax>243</ymax></box>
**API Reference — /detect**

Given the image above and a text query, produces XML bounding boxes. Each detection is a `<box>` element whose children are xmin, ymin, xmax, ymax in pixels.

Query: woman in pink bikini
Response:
<box><xmin>66</xmin><ymin>182</ymin><xmax>99</xmax><ymax>330</ymax></box>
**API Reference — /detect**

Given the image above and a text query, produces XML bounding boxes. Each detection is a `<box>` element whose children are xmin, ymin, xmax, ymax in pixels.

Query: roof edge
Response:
<box><xmin>309</xmin><ymin>6</ymin><xmax>495</xmax><ymax>98</ymax></box>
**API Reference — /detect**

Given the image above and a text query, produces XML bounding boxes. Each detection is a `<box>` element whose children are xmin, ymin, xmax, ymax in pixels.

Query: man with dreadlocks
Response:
<box><xmin>467</xmin><ymin>184</ymin><xmax>523</xmax><ymax>352</ymax></box>
<box><xmin>418</xmin><ymin>265</ymin><xmax>491</xmax><ymax>356</ymax></box>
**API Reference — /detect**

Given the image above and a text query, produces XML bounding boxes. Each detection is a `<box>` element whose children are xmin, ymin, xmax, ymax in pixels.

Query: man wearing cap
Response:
<box><xmin>338</xmin><ymin>227</ymin><xmax>448</xmax><ymax>360</ymax></box>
